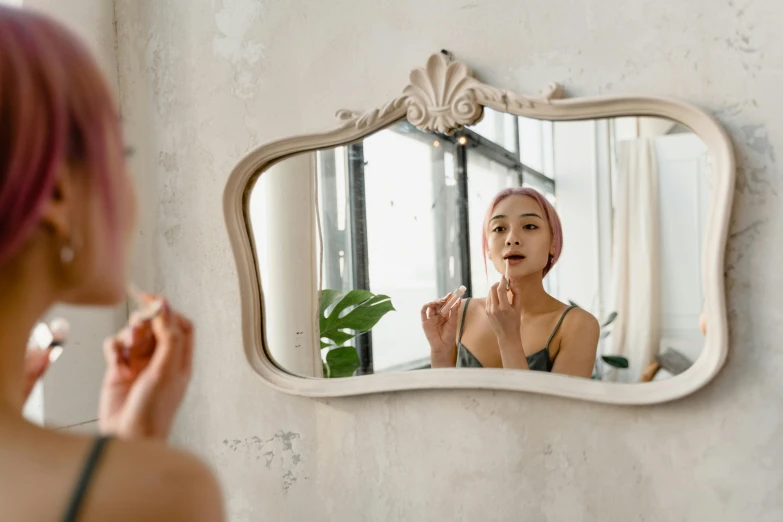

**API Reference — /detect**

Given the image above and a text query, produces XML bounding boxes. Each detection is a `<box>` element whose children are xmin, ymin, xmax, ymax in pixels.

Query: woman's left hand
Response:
<box><xmin>485</xmin><ymin>277</ymin><xmax>522</xmax><ymax>342</ymax></box>
<box><xmin>22</xmin><ymin>346</ymin><xmax>51</xmax><ymax>404</ymax></box>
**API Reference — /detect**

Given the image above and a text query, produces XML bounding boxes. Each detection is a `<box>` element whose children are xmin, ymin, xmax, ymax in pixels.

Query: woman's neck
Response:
<box><xmin>509</xmin><ymin>273</ymin><xmax>557</xmax><ymax>315</ymax></box>
<box><xmin>0</xmin><ymin>261</ymin><xmax>52</xmax><ymax>417</ymax></box>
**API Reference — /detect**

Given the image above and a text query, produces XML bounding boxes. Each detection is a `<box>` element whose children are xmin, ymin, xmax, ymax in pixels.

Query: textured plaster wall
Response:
<box><xmin>114</xmin><ymin>0</ymin><xmax>782</xmax><ymax>520</ymax></box>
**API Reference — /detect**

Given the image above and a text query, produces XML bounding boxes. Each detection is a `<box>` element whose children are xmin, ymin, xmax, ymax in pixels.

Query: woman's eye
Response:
<box><xmin>492</xmin><ymin>226</ymin><xmax>505</xmax><ymax>233</ymax></box>
<box><xmin>523</xmin><ymin>224</ymin><xmax>538</xmax><ymax>230</ymax></box>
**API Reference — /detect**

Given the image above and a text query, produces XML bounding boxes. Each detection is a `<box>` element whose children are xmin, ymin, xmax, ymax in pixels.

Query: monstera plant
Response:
<box><xmin>319</xmin><ymin>289</ymin><xmax>395</xmax><ymax>378</ymax></box>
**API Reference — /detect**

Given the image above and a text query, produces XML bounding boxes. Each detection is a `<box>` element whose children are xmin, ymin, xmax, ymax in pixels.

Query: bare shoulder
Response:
<box><xmin>459</xmin><ymin>296</ymin><xmax>487</xmax><ymax>324</ymax></box>
<box><xmin>561</xmin><ymin>306</ymin><xmax>600</xmax><ymax>339</ymax></box>
<box><xmin>465</xmin><ymin>296</ymin><xmax>487</xmax><ymax>315</ymax></box>
<box><xmin>84</xmin><ymin>437</ymin><xmax>225</xmax><ymax>522</ymax></box>
<box><xmin>470</xmin><ymin>297</ymin><xmax>487</xmax><ymax>307</ymax></box>
<box><xmin>549</xmin><ymin>306</ymin><xmax>600</xmax><ymax>376</ymax></box>
<box><xmin>0</xmin><ymin>423</ymin><xmax>224</xmax><ymax>522</ymax></box>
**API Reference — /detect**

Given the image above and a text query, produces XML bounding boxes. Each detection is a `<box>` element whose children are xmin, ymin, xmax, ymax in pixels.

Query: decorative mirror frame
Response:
<box><xmin>224</xmin><ymin>52</ymin><xmax>734</xmax><ymax>404</ymax></box>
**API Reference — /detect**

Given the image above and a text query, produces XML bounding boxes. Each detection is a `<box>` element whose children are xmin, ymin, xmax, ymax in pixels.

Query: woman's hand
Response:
<box><xmin>485</xmin><ymin>277</ymin><xmax>522</xmax><ymax>342</ymax></box>
<box><xmin>98</xmin><ymin>297</ymin><xmax>193</xmax><ymax>441</ymax></box>
<box><xmin>486</xmin><ymin>278</ymin><xmax>529</xmax><ymax>369</ymax></box>
<box><xmin>421</xmin><ymin>294</ymin><xmax>462</xmax><ymax>365</ymax></box>
<box><xmin>22</xmin><ymin>346</ymin><xmax>51</xmax><ymax>404</ymax></box>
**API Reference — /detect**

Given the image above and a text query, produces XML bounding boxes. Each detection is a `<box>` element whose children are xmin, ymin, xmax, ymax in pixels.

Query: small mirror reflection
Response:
<box><xmin>249</xmin><ymin>110</ymin><xmax>711</xmax><ymax>383</ymax></box>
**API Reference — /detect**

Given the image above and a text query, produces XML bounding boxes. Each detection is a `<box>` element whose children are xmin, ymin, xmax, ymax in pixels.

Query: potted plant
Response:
<box><xmin>319</xmin><ymin>289</ymin><xmax>395</xmax><ymax>378</ymax></box>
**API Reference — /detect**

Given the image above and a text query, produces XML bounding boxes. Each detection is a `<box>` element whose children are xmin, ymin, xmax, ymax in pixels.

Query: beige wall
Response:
<box><xmin>106</xmin><ymin>0</ymin><xmax>783</xmax><ymax>520</ymax></box>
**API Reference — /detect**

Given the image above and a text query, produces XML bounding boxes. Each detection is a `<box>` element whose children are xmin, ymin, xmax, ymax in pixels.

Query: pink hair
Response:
<box><xmin>0</xmin><ymin>7</ymin><xmax>122</xmax><ymax>265</ymax></box>
<box><xmin>481</xmin><ymin>187</ymin><xmax>563</xmax><ymax>278</ymax></box>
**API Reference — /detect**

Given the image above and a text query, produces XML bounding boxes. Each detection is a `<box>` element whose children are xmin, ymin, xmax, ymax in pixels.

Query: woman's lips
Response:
<box><xmin>506</xmin><ymin>256</ymin><xmax>525</xmax><ymax>265</ymax></box>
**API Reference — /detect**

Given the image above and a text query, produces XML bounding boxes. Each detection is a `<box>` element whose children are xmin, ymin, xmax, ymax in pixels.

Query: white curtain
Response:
<box><xmin>608</xmin><ymin>139</ymin><xmax>661</xmax><ymax>382</ymax></box>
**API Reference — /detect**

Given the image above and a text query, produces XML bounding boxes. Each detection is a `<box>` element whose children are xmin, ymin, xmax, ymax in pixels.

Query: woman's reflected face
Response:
<box><xmin>487</xmin><ymin>195</ymin><xmax>552</xmax><ymax>279</ymax></box>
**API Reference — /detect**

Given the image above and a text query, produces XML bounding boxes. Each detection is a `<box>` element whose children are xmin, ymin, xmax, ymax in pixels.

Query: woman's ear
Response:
<box><xmin>38</xmin><ymin>165</ymin><xmax>76</xmax><ymax>239</ymax></box>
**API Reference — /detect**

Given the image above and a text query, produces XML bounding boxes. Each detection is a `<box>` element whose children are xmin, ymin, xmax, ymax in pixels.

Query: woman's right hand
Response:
<box><xmin>420</xmin><ymin>294</ymin><xmax>462</xmax><ymax>357</ymax></box>
<box><xmin>98</xmin><ymin>297</ymin><xmax>193</xmax><ymax>441</ymax></box>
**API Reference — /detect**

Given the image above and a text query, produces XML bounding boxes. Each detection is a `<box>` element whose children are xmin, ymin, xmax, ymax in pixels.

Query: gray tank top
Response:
<box><xmin>60</xmin><ymin>435</ymin><xmax>111</xmax><ymax>522</ymax></box>
<box><xmin>456</xmin><ymin>298</ymin><xmax>576</xmax><ymax>371</ymax></box>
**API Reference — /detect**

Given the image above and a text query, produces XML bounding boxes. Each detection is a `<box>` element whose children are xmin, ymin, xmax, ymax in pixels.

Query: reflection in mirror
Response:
<box><xmin>248</xmin><ymin>110</ymin><xmax>711</xmax><ymax>383</ymax></box>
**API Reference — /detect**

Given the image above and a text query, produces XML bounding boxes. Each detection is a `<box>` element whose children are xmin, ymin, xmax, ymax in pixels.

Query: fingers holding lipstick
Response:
<box><xmin>22</xmin><ymin>348</ymin><xmax>51</xmax><ymax>401</ymax></box>
<box><xmin>149</xmin><ymin>299</ymin><xmax>194</xmax><ymax>380</ymax></box>
<box><xmin>446</xmin><ymin>298</ymin><xmax>462</xmax><ymax>326</ymax></box>
<box><xmin>103</xmin><ymin>335</ymin><xmax>133</xmax><ymax>381</ymax></box>
<box><xmin>422</xmin><ymin>293</ymin><xmax>452</xmax><ymax>321</ymax></box>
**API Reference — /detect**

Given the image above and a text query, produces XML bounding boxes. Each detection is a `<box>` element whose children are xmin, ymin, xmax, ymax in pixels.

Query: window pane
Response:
<box><xmin>469</xmin><ymin>108</ymin><xmax>517</xmax><ymax>152</ymax></box>
<box><xmin>362</xmin><ymin>128</ymin><xmax>443</xmax><ymax>371</ymax></box>
<box><xmin>519</xmin><ymin>116</ymin><xmax>544</xmax><ymax>173</ymax></box>
<box><xmin>521</xmin><ymin>175</ymin><xmax>555</xmax><ymax>203</ymax></box>
<box><xmin>317</xmin><ymin>147</ymin><xmax>353</xmax><ymax>294</ymax></box>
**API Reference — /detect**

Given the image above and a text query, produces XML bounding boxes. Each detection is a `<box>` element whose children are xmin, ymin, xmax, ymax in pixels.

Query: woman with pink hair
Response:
<box><xmin>421</xmin><ymin>187</ymin><xmax>599</xmax><ymax>376</ymax></box>
<box><xmin>0</xmin><ymin>7</ymin><xmax>223</xmax><ymax>521</ymax></box>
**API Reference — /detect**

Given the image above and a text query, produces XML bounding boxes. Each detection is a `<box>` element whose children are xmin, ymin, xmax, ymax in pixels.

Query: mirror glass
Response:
<box><xmin>248</xmin><ymin>109</ymin><xmax>711</xmax><ymax>383</ymax></box>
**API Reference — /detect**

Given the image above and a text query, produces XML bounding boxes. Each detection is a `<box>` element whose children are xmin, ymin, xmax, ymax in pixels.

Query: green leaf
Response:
<box><xmin>602</xmin><ymin>312</ymin><xmax>618</xmax><ymax>327</ymax></box>
<box><xmin>325</xmin><ymin>347</ymin><xmax>360</xmax><ymax>378</ymax></box>
<box><xmin>321</xmin><ymin>330</ymin><xmax>357</xmax><ymax>349</ymax></box>
<box><xmin>600</xmin><ymin>330</ymin><xmax>611</xmax><ymax>339</ymax></box>
<box><xmin>601</xmin><ymin>355</ymin><xmax>629</xmax><ymax>369</ymax></box>
<box><xmin>334</xmin><ymin>296</ymin><xmax>395</xmax><ymax>331</ymax></box>
<box><xmin>323</xmin><ymin>289</ymin><xmax>373</xmax><ymax>319</ymax></box>
<box><xmin>319</xmin><ymin>289</ymin><xmax>344</xmax><ymax>314</ymax></box>
<box><xmin>320</xmin><ymin>290</ymin><xmax>395</xmax><ymax>345</ymax></box>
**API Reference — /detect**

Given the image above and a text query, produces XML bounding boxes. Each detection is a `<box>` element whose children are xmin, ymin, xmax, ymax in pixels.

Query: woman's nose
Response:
<box><xmin>506</xmin><ymin>240</ymin><xmax>520</xmax><ymax>246</ymax></box>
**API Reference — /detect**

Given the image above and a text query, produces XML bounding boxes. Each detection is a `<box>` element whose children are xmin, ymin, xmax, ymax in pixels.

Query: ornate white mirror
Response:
<box><xmin>224</xmin><ymin>52</ymin><xmax>734</xmax><ymax>404</ymax></box>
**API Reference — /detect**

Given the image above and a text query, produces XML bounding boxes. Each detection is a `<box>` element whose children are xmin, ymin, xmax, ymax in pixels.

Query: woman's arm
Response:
<box><xmin>496</xmin><ymin>334</ymin><xmax>530</xmax><ymax>370</ymax></box>
<box><xmin>550</xmin><ymin>309</ymin><xmax>600</xmax><ymax>378</ymax></box>
<box><xmin>430</xmin><ymin>347</ymin><xmax>457</xmax><ymax>368</ymax></box>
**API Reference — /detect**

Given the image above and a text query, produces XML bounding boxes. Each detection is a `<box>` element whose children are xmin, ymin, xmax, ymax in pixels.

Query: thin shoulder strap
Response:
<box><xmin>544</xmin><ymin>305</ymin><xmax>577</xmax><ymax>350</ymax></box>
<box><xmin>62</xmin><ymin>436</ymin><xmax>112</xmax><ymax>522</ymax></box>
<box><xmin>456</xmin><ymin>297</ymin><xmax>472</xmax><ymax>344</ymax></box>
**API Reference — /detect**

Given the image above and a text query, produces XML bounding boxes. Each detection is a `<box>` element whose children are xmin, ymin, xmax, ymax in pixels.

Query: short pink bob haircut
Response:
<box><xmin>481</xmin><ymin>187</ymin><xmax>563</xmax><ymax>278</ymax></box>
<box><xmin>0</xmin><ymin>7</ymin><xmax>122</xmax><ymax>265</ymax></box>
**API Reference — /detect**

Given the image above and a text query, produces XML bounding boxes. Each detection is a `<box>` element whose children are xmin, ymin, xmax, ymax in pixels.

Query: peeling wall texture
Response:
<box><xmin>114</xmin><ymin>0</ymin><xmax>783</xmax><ymax>520</ymax></box>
